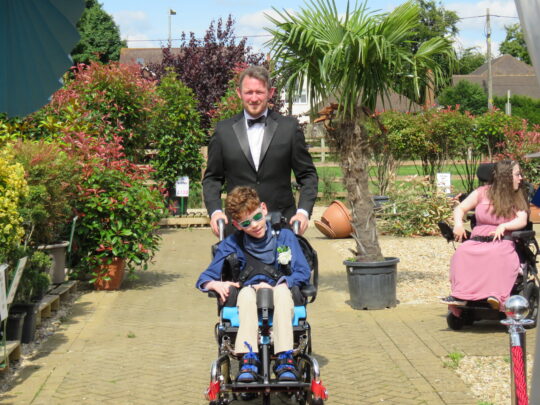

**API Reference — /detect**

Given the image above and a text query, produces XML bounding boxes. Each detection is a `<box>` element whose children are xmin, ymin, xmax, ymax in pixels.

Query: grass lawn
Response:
<box><xmin>316</xmin><ymin>162</ymin><xmax>478</xmax><ymax>195</ymax></box>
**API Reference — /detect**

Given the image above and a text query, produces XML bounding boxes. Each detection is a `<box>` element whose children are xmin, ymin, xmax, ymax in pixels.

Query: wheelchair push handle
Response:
<box><xmin>292</xmin><ymin>220</ymin><xmax>300</xmax><ymax>235</ymax></box>
<box><xmin>217</xmin><ymin>218</ymin><xmax>225</xmax><ymax>241</ymax></box>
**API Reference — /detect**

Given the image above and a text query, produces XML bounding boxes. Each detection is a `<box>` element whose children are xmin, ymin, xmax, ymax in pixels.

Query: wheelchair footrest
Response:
<box><xmin>224</xmin><ymin>381</ymin><xmax>310</xmax><ymax>393</ymax></box>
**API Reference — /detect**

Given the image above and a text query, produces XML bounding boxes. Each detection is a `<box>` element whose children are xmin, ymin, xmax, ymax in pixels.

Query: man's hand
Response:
<box><xmin>210</xmin><ymin>211</ymin><xmax>228</xmax><ymax>237</ymax></box>
<box><xmin>205</xmin><ymin>280</ymin><xmax>240</xmax><ymax>302</ymax></box>
<box><xmin>253</xmin><ymin>282</ymin><xmax>273</xmax><ymax>290</ymax></box>
<box><xmin>290</xmin><ymin>212</ymin><xmax>309</xmax><ymax>235</ymax></box>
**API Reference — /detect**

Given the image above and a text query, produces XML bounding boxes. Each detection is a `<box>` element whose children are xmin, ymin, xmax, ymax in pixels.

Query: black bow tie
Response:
<box><xmin>247</xmin><ymin>115</ymin><xmax>267</xmax><ymax>127</ymax></box>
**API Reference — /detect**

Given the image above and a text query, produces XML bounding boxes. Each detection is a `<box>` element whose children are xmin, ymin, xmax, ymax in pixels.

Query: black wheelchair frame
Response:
<box><xmin>205</xmin><ymin>216</ymin><xmax>328</xmax><ymax>405</ymax></box>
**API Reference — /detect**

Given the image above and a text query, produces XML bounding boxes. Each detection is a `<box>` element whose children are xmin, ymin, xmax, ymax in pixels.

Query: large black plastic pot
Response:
<box><xmin>10</xmin><ymin>302</ymin><xmax>39</xmax><ymax>343</ymax></box>
<box><xmin>6</xmin><ymin>311</ymin><xmax>26</xmax><ymax>341</ymax></box>
<box><xmin>344</xmin><ymin>257</ymin><xmax>399</xmax><ymax>310</ymax></box>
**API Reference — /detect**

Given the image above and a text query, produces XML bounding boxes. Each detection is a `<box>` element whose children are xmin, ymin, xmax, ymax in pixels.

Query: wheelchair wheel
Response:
<box><xmin>521</xmin><ymin>281</ymin><xmax>539</xmax><ymax>328</ymax></box>
<box><xmin>446</xmin><ymin>312</ymin><xmax>464</xmax><ymax>330</ymax></box>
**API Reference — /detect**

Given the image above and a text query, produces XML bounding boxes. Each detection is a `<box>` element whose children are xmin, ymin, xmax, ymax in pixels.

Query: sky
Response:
<box><xmin>99</xmin><ymin>0</ymin><xmax>520</xmax><ymax>56</ymax></box>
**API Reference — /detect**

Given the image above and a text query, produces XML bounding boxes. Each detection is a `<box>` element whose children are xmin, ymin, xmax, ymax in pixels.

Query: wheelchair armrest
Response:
<box><xmin>301</xmin><ymin>284</ymin><xmax>317</xmax><ymax>298</ymax></box>
<box><xmin>438</xmin><ymin>221</ymin><xmax>470</xmax><ymax>243</ymax></box>
<box><xmin>511</xmin><ymin>230</ymin><xmax>536</xmax><ymax>242</ymax></box>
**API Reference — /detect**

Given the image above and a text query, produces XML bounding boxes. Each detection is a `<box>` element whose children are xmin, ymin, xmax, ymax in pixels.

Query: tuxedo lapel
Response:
<box><xmin>259</xmin><ymin>111</ymin><xmax>278</xmax><ymax>167</ymax></box>
<box><xmin>232</xmin><ymin>116</ymin><xmax>256</xmax><ymax>171</ymax></box>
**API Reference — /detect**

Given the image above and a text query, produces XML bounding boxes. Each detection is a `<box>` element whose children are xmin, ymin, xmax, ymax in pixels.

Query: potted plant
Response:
<box><xmin>7</xmin><ymin>248</ymin><xmax>51</xmax><ymax>343</ymax></box>
<box><xmin>268</xmin><ymin>1</ymin><xmax>455</xmax><ymax>307</ymax></box>
<box><xmin>73</xmin><ymin>166</ymin><xmax>166</xmax><ymax>290</ymax></box>
<box><xmin>10</xmin><ymin>140</ymin><xmax>79</xmax><ymax>284</ymax></box>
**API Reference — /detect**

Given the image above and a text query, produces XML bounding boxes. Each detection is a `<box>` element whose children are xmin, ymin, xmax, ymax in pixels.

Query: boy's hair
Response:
<box><xmin>238</xmin><ymin>66</ymin><xmax>272</xmax><ymax>90</ymax></box>
<box><xmin>225</xmin><ymin>186</ymin><xmax>261</xmax><ymax>220</ymax></box>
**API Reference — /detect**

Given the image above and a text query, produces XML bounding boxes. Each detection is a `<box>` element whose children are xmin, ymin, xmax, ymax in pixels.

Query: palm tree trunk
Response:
<box><xmin>329</xmin><ymin>111</ymin><xmax>384</xmax><ymax>262</ymax></box>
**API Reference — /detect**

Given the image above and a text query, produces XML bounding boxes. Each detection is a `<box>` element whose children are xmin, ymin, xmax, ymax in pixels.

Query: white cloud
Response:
<box><xmin>236</xmin><ymin>9</ymin><xmax>285</xmax><ymax>52</ymax></box>
<box><xmin>447</xmin><ymin>0</ymin><xmax>518</xmax><ymax>30</ymax></box>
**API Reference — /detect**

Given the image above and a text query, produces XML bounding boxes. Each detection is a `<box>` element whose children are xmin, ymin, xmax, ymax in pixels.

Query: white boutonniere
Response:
<box><xmin>277</xmin><ymin>245</ymin><xmax>292</xmax><ymax>265</ymax></box>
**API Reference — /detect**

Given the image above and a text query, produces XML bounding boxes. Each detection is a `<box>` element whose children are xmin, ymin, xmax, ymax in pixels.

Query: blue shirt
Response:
<box><xmin>196</xmin><ymin>226</ymin><xmax>311</xmax><ymax>291</ymax></box>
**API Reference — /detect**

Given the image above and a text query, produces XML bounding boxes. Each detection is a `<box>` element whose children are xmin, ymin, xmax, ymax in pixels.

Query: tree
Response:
<box><xmin>455</xmin><ymin>47</ymin><xmax>486</xmax><ymax>74</ymax></box>
<box><xmin>437</xmin><ymin>80</ymin><xmax>487</xmax><ymax>115</ymax></box>
<box><xmin>268</xmin><ymin>0</ymin><xmax>455</xmax><ymax>262</ymax></box>
<box><xmin>409</xmin><ymin>0</ymin><xmax>459</xmax><ymax>95</ymax></box>
<box><xmin>499</xmin><ymin>23</ymin><xmax>530</xmax><ymax>64</ymax></box>
<box><xmin>149</xmin><ymin>16</ymin><xmax>264</xmax><ymax>132</ymax></box>
<box><xmin>71</xmin><ymin>0</ymin><xmax>126</xmax><ymax>64</ymax></box>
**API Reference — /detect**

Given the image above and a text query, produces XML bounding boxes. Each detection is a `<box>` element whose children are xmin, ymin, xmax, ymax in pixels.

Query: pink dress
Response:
<box><xmin>450</xmin><ymin>185</ymin><xmax>520</xmax><ymax>307</ymax></box>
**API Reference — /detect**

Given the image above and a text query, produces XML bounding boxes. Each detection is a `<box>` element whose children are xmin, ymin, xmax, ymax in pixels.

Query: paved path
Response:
<box><xmin>1</xmin><ymin>227</ymin><xmax>536</xmax><ymax>405</ymax></box>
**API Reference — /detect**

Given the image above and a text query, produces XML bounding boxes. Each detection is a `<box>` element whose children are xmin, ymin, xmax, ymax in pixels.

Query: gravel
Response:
<box><xmin>328</xmin><ymin>231</ymin><xmax>537</xmax><ymax>405</ymax></box>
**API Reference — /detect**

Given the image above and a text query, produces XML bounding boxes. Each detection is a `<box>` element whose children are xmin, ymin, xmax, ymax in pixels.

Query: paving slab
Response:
<box><xmin>1</xmin><ymin>227</ymin><xmax>536</xmax><ymax>405</ymax></box>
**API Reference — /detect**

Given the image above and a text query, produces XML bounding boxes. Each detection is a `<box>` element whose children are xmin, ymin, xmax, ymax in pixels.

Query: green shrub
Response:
<box><xmin>0</xmin><ymin>151</ymin><xmax>28</xmax><ymax>262</ymax></box>
<box><xmin>438</xmin><ymin>80</ymin><xmax>488</xmax><ymax>115</ymax></box>
<box><xmin>11</xmin><ymin>250</ymin><xmax>51</xmax><ymax>303</ymax></box>
<box><xmin>10</xmin><ymin>140</ymin><xmax>80</xmax><ymax>245</ymax></box>
<box><xmin>474</xmin><ymin>110</ymin><xmax>522</xmax><ymax>159</ymax></box>
<box><xmin>497</xmin><ymin>123</ymin><xmax>540</xmax><ymax>186</ymax></box>
<box><xmin>493</xmin><ymin>94</ymin><xmax>540</xmax><ymax>125</ymax></box>
<box><xmin>378</xmin><ymin>177</ymin><xmax>454</xmax><ymax>237</ymax></box>
<box><xmin>74</xmin><ymin>167</ymin><xmax>166</xmax><ymax>277</ymax></box>
<box><xmin>60</xmin><ymin>132</ymin><xmax>166</xmax><ymax>277</ymax></box>
<box><xmin>49</xmin><ymin>62</ymin><xmax>159</xmax><ymax>160</ymax></box>
<box><xmin>149</xmin><ymin>70</ymin><xmax>205</xmax><ymax>190</ymax></box>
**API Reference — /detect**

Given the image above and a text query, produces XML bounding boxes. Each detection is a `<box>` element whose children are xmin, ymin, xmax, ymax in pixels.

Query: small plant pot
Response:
<box><xmin>314</xmin><ymin>200</ymin><xmax>352</xmax><ymax>239</ymax></box>
<box><xmin>6</xmin><ymin>312</ymin><xmax>26</xmax><ymax>341</ymax></box>
<box><xmin>10</xmin><ymin>302</ymin><xmax>39</xmax><ymax>343</ymax></box>
<box><xmin>94</xmin><ymin>257</ymin><xmax>126</xmax><ymax>290</ymax></box>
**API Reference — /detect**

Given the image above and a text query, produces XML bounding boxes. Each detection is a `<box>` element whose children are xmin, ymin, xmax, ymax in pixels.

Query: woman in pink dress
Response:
<box><xmin>442</xmin><ymin>160</ymin><xmax>529</xmax><ymax>311</ymax></box>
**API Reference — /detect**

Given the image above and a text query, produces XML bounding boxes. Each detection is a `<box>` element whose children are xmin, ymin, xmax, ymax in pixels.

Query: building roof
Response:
<box><xmin>119</xmin><ymin>48</ymin><xmax>181</xmax><ymax>66</ymax></box>
<box><xmin>453</xmin><ymin>54</ymin><xmax>540</xmax><ymax>98</ymax></box>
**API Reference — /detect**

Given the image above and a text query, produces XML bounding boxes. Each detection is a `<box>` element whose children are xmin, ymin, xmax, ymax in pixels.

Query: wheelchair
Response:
<box><xmin>205</xmin><ymin>215</ymin><xmax>328</xmax><ymax>405</ymax></box>
<box><xmin>438</xmin><ymin>164</ymin><xmax>539</xmax><ymax>331</ymax></box>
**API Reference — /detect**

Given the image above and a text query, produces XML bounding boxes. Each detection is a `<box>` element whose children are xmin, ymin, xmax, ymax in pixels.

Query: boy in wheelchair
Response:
<box><xmin>196</xmin><ymin>186</ymin><xmax>311</xmax><ymax>383</ymax></box>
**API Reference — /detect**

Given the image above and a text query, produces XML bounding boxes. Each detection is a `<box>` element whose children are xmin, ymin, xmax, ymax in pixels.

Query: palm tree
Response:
<box><xmin>267</xmin><ymin>0</ymin><xmax>456</xmax><ymax>262</ymax></box>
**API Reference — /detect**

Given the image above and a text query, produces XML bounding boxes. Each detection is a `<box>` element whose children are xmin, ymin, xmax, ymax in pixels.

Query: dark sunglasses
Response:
<box><xmin>238</xmin><ymin>210</ymin><xmax>264</xmax><ymax>228</ymax></box>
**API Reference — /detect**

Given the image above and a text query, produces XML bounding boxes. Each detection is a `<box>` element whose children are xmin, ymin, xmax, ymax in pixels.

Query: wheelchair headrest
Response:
<box><xmin>477</xmin><ymin>163</ymin><xmax>495</xmax><ymax>184</ymax></box>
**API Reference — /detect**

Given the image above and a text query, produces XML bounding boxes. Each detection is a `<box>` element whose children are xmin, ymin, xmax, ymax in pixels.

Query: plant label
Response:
<box><xmin>0</xmin><ymin>264</ymin><xmax>7</xmax><ymax>321</ymax></box>
<box><xmin>6</xmin><ymin>256</ymin><xmax>27</xmax><ymax>305</ymax></box>
<box><xmin>175</xmin><ymin>176</ymin><xmax>189</xmax><ymax>197</ymax></box>
<box><xmin>436</xmin><ymin>173</ymin><xmax>451</xmax><ymax>194</ymax></box>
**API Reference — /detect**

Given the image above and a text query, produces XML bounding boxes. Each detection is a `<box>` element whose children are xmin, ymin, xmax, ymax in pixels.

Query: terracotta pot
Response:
<box><xmin>530</xmin><ymin>204</ymin><xmax>540</xmax><ymax>224</ymax></box>
<box><xmin>94</xmin><ymin>257</ymin><xmax>126</xmax><ymax>290</ymax></box>
<box><xmin>314</xmin><ymin>200</ymin><xmax>353</xmax><ymax>239</ymax></box>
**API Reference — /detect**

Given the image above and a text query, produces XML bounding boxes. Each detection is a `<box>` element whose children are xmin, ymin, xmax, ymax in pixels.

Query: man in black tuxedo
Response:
<box><xmin>203</xmin><ymin>66</ymin><xmax>318</xmax><ymax>236</ymax></box>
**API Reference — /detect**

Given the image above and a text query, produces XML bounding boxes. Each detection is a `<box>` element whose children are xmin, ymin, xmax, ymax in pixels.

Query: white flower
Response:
<box><xmin>277</xmin><ymin>247</ymin><xmax>292</xmax><ymax>265</ymax></box>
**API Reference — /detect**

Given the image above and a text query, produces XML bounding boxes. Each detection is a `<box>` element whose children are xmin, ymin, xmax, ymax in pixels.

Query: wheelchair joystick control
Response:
<box><xmin>217</xmin><ymin>218</ymin><xmax>225</xmax><ymax>241</ymax></box>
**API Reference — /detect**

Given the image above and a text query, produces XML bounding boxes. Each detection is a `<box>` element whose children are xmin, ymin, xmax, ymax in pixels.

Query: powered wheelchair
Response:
<box><xmin>205</xmin><ymin>215</ymin><xmax>328</xmax><ymax>405</ymax></box>
<box><xmin>438</xmin><ymin>163</ymin><xmax>539</xmax><ymax>331</ymax></box>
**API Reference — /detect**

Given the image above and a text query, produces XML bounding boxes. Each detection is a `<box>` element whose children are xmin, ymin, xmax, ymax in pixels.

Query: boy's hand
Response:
<box><xmin>205</xmin><ymin>280</ymin><xmax>240</xmax><ymax>301</ymax></box>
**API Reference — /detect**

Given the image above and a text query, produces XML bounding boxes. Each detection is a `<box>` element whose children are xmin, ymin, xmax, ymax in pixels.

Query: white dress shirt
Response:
<box><xmin>244</xmin><ymin>110</ymin><xmax>267</xmax><ymax>171</ymax></box>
